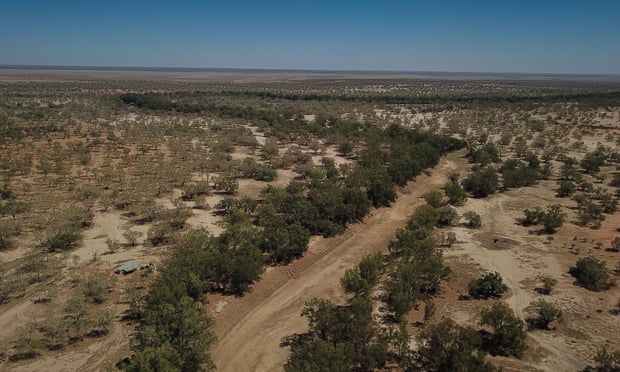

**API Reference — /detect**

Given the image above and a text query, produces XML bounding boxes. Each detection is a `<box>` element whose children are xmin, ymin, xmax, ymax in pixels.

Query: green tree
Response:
<box><xmin>147</xmin><ymin>222</ymin><xmax>175</xmax><ymax>246</ymax></box>
<box><xmin>600</xmin><ymin>193</ymin><xmax>618</xmax><ymax>214</ymax></box>
<box><xmin>418</xmin><ymin>318</ymin><xmax>496</xmax><ymax>372</ymax></box>
<box><xmin>131</xmin><ymin>296</ymin><xmax>215</xmax><ymax>371</ymax></box>
<box><xmin>423</xmin><ymin>190</ymin><xmax>444</xmax><ymax>208</ymax></box>
<box><xmin>463</xmin><ymin>166</ymin><xmax>498</xmax><ymax>198</ymax></box>
<box><xmin>261</xmin><ymin>219</ymin><xmax>310</xmax><ymax>263</ymax></box>
<box><xmin>444</xmin><ymin>175</ymin><xmax>467</xmax><ymax>205</ymax></box>
<box><xmin>479</xmin><ymin>303</ymin><xmax>527</xmax><ymax>357</ymax></box>
<box><xmin>65</xmin><ymin>296</ymin><xmax>88</xmax><ymax>340</ymax></box>
<box><xmin>468</xmin><ymin>272</ymin><xmax>508</xmax><ymax>299</ymax></box>
<box><xmin>580</xmin><ymin>150</ymin><xmax>605</xmax><ymax>174</ymax></box>
<box><xmin>576</xmin><ymin>197</ymin><xmax>605</xmax><ymax>228</ymax></box>
<box><xmin>126</xmin><ymin>344</ymin><xmax>183</xmax><ymax>372</ymax></box>
<box><xmin>408</xmin><ymin>204</ymin><xmax>439</xmax><ymax>230</ymax></box>
<box><xmin>338</xmin><ymin>142</ymin><xmax>354</xmax><ymax>156</ymax></box>
<box><xmin>470</xmin><ymin>142</ymin><xmax>501</xmax><ymax>165</ymax></box>
<box><xmin>569</xmin><ymin>256</ymin><xmax>615</xmax><ymax>291</ymax></box>
<box><xmin>212</xmin><ymin>174</ymin><xmax>238</xmax><ymax>194</ymax></box>
<box><xmin>0</xmin><ymin>198</ymin><xmax>29</xmax><ymax>219</ymax></box>
<box><xmin>437</xmin><ymin>206</ymin><xmax>459</xmax><ymax>227</ymax></box>
<box><xmin>366</xmin><ymin>167</ymin><xmax>397</xmax><ymax>207</ymax></box>
<box><xmin>557</xmin><ymin>180</ymin><xmax>576</xmax><ymax>197</ymax></box>
<box><xmin>522</xmin><ymin>207</ymin><xmax>545</xmax><ymax>226</ymax></box>
<box><xmin>341</xmin><ymin>253</ymin><xmax>383</xmax><ymax>296</ymax></box>
<box><xmin>542</xmin><ymin>204</ymin><xmax>565</xmax><ymax>233</ymax></box>
<box><xmin>387</xmin><ymin>250</ymin><xmax>450</xmax><ymax>318</ymax></box>
<box><xmin>285</xmin><ymin>339</ymin><xmax>352</xmax><ymax>372</ymax></box>
<box><xmin>43</xmin><ymin>226</ymin><xmax>81</xmax><ymax>251</ymax></box>
<box><xmin>445</xmin><ymin>181</ymin><xmax>467</xmax><ymax>204</ymax></box>
<box><xmin>292</xmin><ymin>295</ymin><xmax>387</xmax><ymax>369</ymax></box>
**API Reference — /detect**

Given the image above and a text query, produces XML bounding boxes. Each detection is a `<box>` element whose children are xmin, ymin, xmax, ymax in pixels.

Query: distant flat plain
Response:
<box><xmin>2</xmin><ymin>65</ymin><xmax>619</xmax><ymax>82</ymax></box>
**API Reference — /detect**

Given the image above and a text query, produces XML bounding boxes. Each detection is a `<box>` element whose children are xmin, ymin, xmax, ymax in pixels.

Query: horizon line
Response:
<box><xmin>2</xmin><ymin>64</ymin><xmax>620</xmax><ymax>78</ymax></box>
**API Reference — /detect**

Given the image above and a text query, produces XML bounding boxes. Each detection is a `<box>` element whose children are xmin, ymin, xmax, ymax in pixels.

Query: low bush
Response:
<box><xmin>469</xmin><ymin>272</ymin><xmax>508</xmax><ymax>299</ymax></box>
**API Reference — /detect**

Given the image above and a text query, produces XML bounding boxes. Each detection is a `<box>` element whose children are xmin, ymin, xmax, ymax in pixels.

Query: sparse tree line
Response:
<box><xmin>284</xmin><ymin>182</ymin><xmax>618</xmax><ymax>371</ymax></box>
<box><xmin>119</xmin><ymin>88</ymin><xmax>620</xmax><ymax>112</ymax></box>
<box><xmin>114</xmin><ymin>119</ymin><xmax>464</xmax><ymax>369</ymax></box>
<box><xmin>284</xmin><ymin>198</ymin><xmax>528</xmax><ymax>371</ymax></box>
<box><xmin>459</xmin><ymin>134</ymin><xmax>619</xmax><ymax>236</ymax></box>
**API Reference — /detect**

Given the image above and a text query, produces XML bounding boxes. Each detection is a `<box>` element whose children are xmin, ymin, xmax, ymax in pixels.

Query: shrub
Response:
<box><xmin>105</xmin><ymin>238</ymin><xmax>120</xmax><ymax>253</ymax></box>
<box><xmin>181</xmin><ymin>181</ymin><xmax>210</xmax><ymax>201</ymax></box>
<box><xmin>600</xmin><ymin>193</ymin><xmax>618</xmax><ymax>214</ymax></box>
<box><xmin>557</xmin><ymin>180</ymin><xmax>576</xmax><ymax>197</ymax></box>
<box><xmin>423</xmin><ymin>190</ymin><xmax>444</xmax><ymax>208</ymax></box>
<box><xmin>522</xmin><ymin>207</ymin><xmax>544</xmax><ymax>226</ymax></box>
<box><xmin>526</xmin><ymin>300</ymin><xmax>562</xmax><ymax>329</ymax></box>
<box><xmin>43</xmin><ymin>227</ymin><xmax>81</xmax><ymax>251</ymax></box>
<box><xmin>436</xmin><ymin>206</ymin><xmax>459</xmax><ymax>227</ymax></box>
<box><xmin>542</xmin><ymin>204</ymin><xmax>565</xmax><ymax>233</ymax></box>
<box><xmin>501</xmin><ymin>161</ymin><xmax>540</xmax><ymax>188</ymax></box>
<box><xmin>468</xmin><ymin>272</ymin><xmax>508</xmax><ymax>299</ymax></box>
<box><xmin>522</xmin><ymin>205</ymin><xmax>564</xmax><ymax>233</ymax></box>
<box><xmin>463</xmin><ymin>211</ymin><xmax>482</xmax><ymax>228</ymax></box>
<box><xmin>539</xmin><ymin>275</ymin><xmax>557</xmax><ymax>295</ymax></box>
<box><xmin>40</xmin><ymin>316</ymin><xmax>68</xmax><ymax>350</ymax></box>
<box><xmin>73</xmin><ymin>185</ymin><xmax>101</xmax><ymax>202</ymax></box>
<box><xmin>585</xmin><ymin>346</ymin><xmax>620</xmax><ymax>372</ymax></box>
<box><xmin>212</xmin><ymin>174</ymin><xmax>238</xmax><ymax>194</ymax></box>
<box><xmin>0</xmin><ymin>220</ymin><xmax>18</xmax><ymax>249</ymax></box>
<box><xmin>470</xmin><ymin>143</ymin><xmax>501</xmax><ymax>165</ymax></box>
<box><xmin>123</xmin><ymin>230</ymin><xmax>143</xmax><ymax>246</ymax></box>
<box><xmin>82</xmin><ymin>272</ymin><xmax>114</xmax><ymax>304</ymax></box>
<box><xmin>569</xmin><ymin>256</ymin><xmax>614</xmax><ymax>291</ymax></box>
<box><xmin>576</xmin><ymin>197</ymin><xmax>605</xmax><ymax>228</ymax></box>
<box><xmin>611</xmin><ymin>237</ymin><xmax>620</xmax><ymax>252</ymax></box>
<box><xmin>444</xmin><ymin>175</ymin><xmax>467</xmax><ymax>205</ymax></box>
<box><xmin>11</xmin><ymin>326</ymin><xmax>41</xmax><ymax>360</ymax></box>
<box><xmin>580</xmin><ymin>150</ymin><xmax>605</xmax><ymax>174</ymax></box>
<box><xmin>147</xmin><ymin>222</ymin><xmax>175</xmax><ymax>246</ymax></box>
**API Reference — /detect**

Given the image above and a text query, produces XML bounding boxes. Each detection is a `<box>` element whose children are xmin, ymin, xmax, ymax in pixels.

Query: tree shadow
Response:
<box><xmin>9</xmin><ymin>351</ymin><xmax>40</xmax><ymax>362</ymax></box>
<box><xmin>280</xmin><ymin>332</ymin><xmax>313</xmax><ymax>347</ymax></box>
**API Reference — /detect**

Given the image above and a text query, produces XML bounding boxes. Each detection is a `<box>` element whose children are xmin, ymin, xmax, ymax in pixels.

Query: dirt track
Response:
<box><xmin>211</xmin><ymin>156</ymin><xmax>459</xmax><ymax>371</ymax></box>
<box><xmin>450</xmin><ymin>188</ymin><xmax>589</xmax><ymax>371</ymax></box>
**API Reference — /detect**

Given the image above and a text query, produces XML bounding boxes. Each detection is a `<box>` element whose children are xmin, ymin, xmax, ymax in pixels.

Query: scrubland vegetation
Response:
<box><xmin>0</xmin><ymin>73</ymin><xmax>619</xmax><ymax>371</ymax></box>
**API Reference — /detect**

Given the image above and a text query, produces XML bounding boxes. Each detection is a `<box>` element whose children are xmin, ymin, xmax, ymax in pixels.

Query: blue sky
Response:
<box><xmin>1</xmin><ymin>0</ymin><xmax>619</xmax><ymax>74</ymax></box>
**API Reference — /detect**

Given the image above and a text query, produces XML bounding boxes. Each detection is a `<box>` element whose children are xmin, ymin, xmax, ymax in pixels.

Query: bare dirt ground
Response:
<box><xmin>440</xmin><ymin>160</ymin><xmax>620</xmax><ymax>371</ymax></box>
<box><xmin>211</xmin><ymin>155</ymin><xmax>461</xmax><ymax>372</ymax></box>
